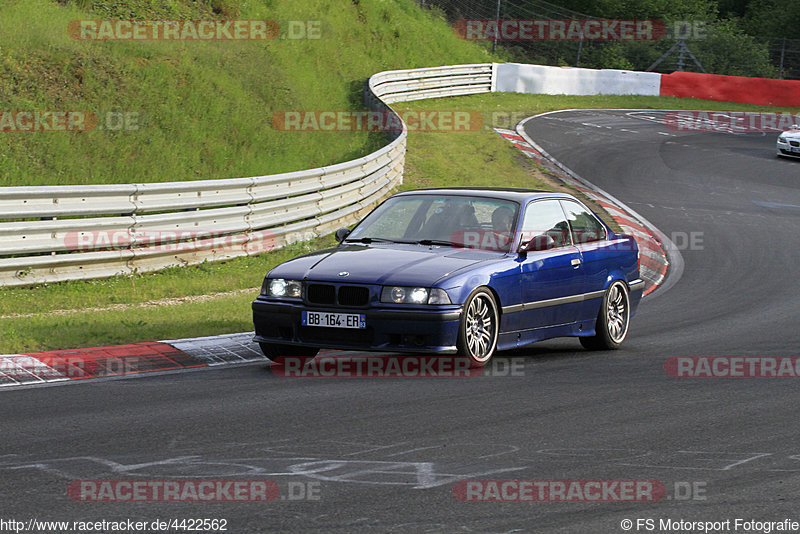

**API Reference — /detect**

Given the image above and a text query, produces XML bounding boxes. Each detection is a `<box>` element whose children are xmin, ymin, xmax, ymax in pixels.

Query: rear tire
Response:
<box><xmin>580</xmin><ymin>280</ymin><xmax>630</xmax><ymax>350</ymax></box>
<box><xmin>456</xmin><ymin>288</ymin><xmax>499</xmax><ymax>367</ymax></box>
<box><xmin>259</xmin><ymin>343</ymin><xmax>319</xmax><ymax>365</ymax></box>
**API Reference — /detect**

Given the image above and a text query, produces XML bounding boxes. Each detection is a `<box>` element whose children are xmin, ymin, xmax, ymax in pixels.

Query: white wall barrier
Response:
<box><xmin>0</xmin><ymin>64</ymin><xmax>494</xmax><ymax>287</ymax></box>
<box><xmin>495</xmin><ymin>63</ymin><xmax>661</xmax><ymax>96</ymax></box>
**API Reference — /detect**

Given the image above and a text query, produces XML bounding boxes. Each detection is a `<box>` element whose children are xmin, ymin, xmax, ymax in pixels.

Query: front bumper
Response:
<box><xmin>252</xmin><ymin>297</ymin><xmax>463</xmax><ymax>353</ymax></box>
<box><xmin>777</xmin><ymin>140</ymin><xmax>800</xmax><ymax>158</ymax></box>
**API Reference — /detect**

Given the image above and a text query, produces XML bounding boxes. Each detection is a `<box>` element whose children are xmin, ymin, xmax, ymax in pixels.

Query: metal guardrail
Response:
<box><xmin>0</xmin><ymin>63</ymin><xmax>494</xmax><ymax>287</ymax></box>
<box><xmin>369</xmin><ymin>64</ymin><xmax>493</xmax><ymax>105</ymax></box>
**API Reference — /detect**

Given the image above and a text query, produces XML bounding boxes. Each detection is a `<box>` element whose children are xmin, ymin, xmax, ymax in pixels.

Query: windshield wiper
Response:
<box><xmin>344</xmin><ymin>237</ymin><xmax>415</xmax><ymax>244</ymax></box>
<box><xmin>415</xmin><ymin>239</ymin><xmax>460</xmax><ymax>247</ymax></box>
<box><xmin>344</xmin><ymin>237</ymin><xmax>460</xmax><ymax>246</ymax></box>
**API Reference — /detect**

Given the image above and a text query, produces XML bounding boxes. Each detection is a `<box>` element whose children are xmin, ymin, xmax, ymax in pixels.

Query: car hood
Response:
<box><xmin>268</xmin><ymin>244</ymin><xmax>503</xmax><ymax>286</ymax></box>
<box><xmin>780</xmin><ymin>129</ymin><xmax>800</xmax><ymax>140</ymax></box>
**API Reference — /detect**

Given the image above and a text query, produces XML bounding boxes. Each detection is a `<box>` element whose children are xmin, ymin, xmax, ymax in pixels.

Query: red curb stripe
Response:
<box><xmin>630</xmin><ymin>235</ymin><xmax>662</xmax><ymax>252</ymax></box>
<box><xmin>620</xmin><ymin>225</ymin><xmax>658</xmax><ymax>242</ymax></box>
<box><xmin>639</xmin><ymin>252</ymin><xmax>667</xmax><ymax>269</ymax></box>
<box><xmin>634</xmin><ymin>234</ymin><xmax>661</xmax><ymax>248</ymax></box>
<box><xmin>605</xmin><ymin>209</ymin><xmax>642</xmax><ymax>226</ymax></box>
<box><xmin>639</xmin><ymin>255</ymin><xmax>668</xmax><ymax>276</ymax></box>
<box><xmin>638</xmin><ymin>243</ymin><xmax>665</xmax><ymax>257</ymax></box>
<box><xmin>613</xmin><ymin>215</ymin><xmax>648</xmax><ymax>231</ymax></box>
<box><xmin>593</xmin><ymin>199</ymin><xmax>619</xmax><ymax>210</ymax></box>
<box><xmin>25</xmin><ymin>342</ymin><xmax>205</xmax><ymax>380</ymax></box>
<box><xmin>512</xmin><ymin>142</ymin><xmax>536</xmax><ymax>153</ymax></box>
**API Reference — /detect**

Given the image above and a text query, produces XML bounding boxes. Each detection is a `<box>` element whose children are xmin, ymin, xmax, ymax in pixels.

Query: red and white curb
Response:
<box><xmin>0</xmin><ymin>333</ymin><xmax>271</xmax><ymax>389</ymax></box>
<box><xmin>495</xmin><ymin>124</ymin><xmax>670</xmax><ymax>296</ymax></box>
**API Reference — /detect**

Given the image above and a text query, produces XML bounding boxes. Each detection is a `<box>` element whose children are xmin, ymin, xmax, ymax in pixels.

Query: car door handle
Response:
<box><xmin>571</xmin><ymin>258</ymin><xmax>581</xmax><ymax>266</ymax></box>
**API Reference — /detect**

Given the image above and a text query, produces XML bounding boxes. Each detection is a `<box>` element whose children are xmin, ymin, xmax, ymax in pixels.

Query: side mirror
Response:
<box><xmin>334</xmin><ymin>228</ymin><xmax>351</xmax><ymax>243</ymax></box>
<box><xmin>518</xmin><ymin>234</ymin><xmax>555</xmax><ymax>253</ymax></box>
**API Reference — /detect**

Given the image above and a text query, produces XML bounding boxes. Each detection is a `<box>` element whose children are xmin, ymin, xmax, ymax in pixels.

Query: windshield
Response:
<box><xmin>345</xmin><ymin>194</ymin><xmax>520</xmax><ymax>252</ymax></box>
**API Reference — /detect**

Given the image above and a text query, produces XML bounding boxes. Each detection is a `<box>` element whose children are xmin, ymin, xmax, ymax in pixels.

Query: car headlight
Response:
<box><xmin>778</xmin><ymin>135</ymin><xmax>787</xmax><ymax>143</ymax></box>
<box><xmin>380</xmin><ymin>286</ymin><xmax>451</xmax><ymax>305</ymax></box>
<box><xmin>263</xmin><ymin>278</ymin><xmax>302</xmax><ymax>298</ymax></box>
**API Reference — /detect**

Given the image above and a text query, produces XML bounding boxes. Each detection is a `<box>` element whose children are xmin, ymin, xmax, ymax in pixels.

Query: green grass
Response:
<box><xmin>0</xmin><ymin>0</ymin><xmax>491</xmax><ymax>186</ymax></box>
<box><xmin>1</xmin><ymin>293</ymin><xmax>256</xmax><ymax>352</ymax></box>
<box><xmin>4</xmin><ymin>91</ymin><xmax>799</xmax><ymax>353</ymax></box>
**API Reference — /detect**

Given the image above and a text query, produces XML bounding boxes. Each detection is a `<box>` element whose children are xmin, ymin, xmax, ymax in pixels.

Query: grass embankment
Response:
<box><xmin>0</xmin><ymin>0</ymin><xmax>488</xmax><ymax>186</ymax></box>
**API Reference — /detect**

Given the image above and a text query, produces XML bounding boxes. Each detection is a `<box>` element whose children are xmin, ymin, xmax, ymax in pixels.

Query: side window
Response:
<box><xmin>521</xmin><ymin>200</ymin><xmax>572</xmax><ymax>249</ymax></box>
<box><xmin>560</xmin><ymin>200</ymin><xmax>606</xmax><ymax>244</ymax></box>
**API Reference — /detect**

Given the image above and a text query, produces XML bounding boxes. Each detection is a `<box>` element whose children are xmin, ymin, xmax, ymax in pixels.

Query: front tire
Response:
<box><xmin>580</xmin><ymin>280</ymin><xmax>630</xmax><ymax>350</ymax></box>
<box><xmin>457</xmin><ymin>288</ymin><xmax>499</xmax><ymax>367</ymax></box>
<box><xmin>259</xmin><ymin>343</ymin><xmax>319</xmax><ymax>365</ymax></box>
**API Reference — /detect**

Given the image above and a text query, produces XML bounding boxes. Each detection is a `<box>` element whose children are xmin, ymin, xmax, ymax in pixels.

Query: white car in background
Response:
<box><xmin>777</xmin><ymin>125</ymin><xmax>800</xmax><ymax>158</ymax></box>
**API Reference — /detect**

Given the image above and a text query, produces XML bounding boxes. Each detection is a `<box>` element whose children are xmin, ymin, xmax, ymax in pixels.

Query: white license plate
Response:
<box><xmin>792</xmin><ymin>146</ymin><xmax>800</xmax><ymax>153</ymax></box>
<box><xmin>302</xmin><ymin>311</ymin><xmax>366</xmax><ymax>329</ymax></box>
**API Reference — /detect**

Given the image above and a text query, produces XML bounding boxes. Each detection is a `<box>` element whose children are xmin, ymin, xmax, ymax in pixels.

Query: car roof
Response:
<box><xmin>393</xmin><ymin>187</ymin><xmax>577</xmax><ymax>203</ymax></box>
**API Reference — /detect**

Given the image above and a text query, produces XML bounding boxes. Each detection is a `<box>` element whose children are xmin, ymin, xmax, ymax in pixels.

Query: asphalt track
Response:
<box><xmin>3</xmin><ymin>110</ymin><xmax>800</xmax><ymax>533</ymax></box>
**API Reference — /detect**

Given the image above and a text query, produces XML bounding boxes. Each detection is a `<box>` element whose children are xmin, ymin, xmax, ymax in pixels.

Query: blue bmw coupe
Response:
<box><xmin>253</xmin><ymin>188</ymin><xmax>644</xmax><ymax>366</ymax></box>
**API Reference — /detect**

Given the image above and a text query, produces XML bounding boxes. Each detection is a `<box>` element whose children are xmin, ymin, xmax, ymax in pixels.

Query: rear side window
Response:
<box><xmin>560</xmin><ymin>200</ymin><xmax>606</xmax><ymax>244</ymax></box>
